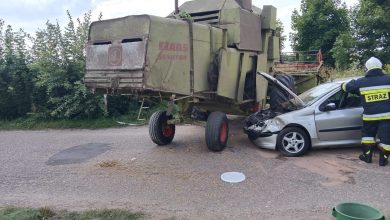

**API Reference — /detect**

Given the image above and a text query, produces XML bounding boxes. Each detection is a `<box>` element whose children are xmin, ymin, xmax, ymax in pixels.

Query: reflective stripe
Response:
<box><xmin>367</xmin><ymin>66</ymin><xmax>382</xmax><ymax>71</ymax></box>
<box><xmin>361</xmin><ymin>137</ymin><xmax>376</xmax><ymax>144</ymax></box>
<box><xmin>361</xmin><ymin>89</ymin><xmax>390</xmax><ymax>95</ymax></box>
<box><xmin>379</xmin><ymin>143</ymin><xmax>390</xmax><ymax>151</ymax></box>
<box><xmin>360</xmin><ymin>85</ymin><xmax>390</xmax><ymax>92</ymax></box>
<box><xmin>362</xmin><ymin>112</ymin><xmax>390</xmax><ymax>121</ymax></box>
<box><xmin>342</xmin><ymin>83</ymin><xmax>347</xmax><ymax>92</ymax></box>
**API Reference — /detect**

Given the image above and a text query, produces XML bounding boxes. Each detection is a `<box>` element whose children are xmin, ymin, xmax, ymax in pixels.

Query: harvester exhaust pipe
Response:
<box><xmin>175</xmin><ymin>0</ymin><xmax>179</xmax><ymax>14</ymax></box>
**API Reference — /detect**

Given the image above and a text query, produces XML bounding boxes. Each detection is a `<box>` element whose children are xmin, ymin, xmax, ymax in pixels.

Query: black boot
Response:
<box><xmin>379</xmin><ymin>151</ymin><xmax>389</xmax><ymax>166</ymax></box>
<box><xmin>359</xmin><ymin>145</ymin><xmax>373</xmax><ymax>163</ymax></box>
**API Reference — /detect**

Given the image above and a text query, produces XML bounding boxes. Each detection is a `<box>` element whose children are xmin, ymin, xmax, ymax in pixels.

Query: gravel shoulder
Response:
<box><xmin>0</xmin><ymin>122</ymin><xmax>389</xmax><ymax>220</ymax></box>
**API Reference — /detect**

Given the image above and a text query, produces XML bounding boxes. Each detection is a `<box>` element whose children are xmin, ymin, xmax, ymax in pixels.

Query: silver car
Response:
<box><xmin>245</xmin><ymin>73</ymin><xmax>362</xmax><ymax>157</ymax></box>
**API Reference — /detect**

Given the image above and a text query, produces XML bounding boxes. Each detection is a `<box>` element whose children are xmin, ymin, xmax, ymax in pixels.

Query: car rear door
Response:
<box><xmin>314</xmin><ymin>89</ymin><xmax>363</xmax><ymax>141</ymax></box>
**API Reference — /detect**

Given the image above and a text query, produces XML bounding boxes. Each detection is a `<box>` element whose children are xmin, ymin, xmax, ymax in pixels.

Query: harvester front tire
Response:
<box><xmin>149</xmin><ymin>111</ymin><xmax>175</xmax><ymax>146</ymax></box>
<box><xmin>205</xmin><ymin>112</ymin><xmax>229</xmax><ymax>152</ymax></box>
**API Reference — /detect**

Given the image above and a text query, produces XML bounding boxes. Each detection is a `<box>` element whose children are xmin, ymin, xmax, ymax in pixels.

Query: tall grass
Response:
<box><xmin>326</xmin><ymin>66</ymin><xmax>389</xmax><ymax>80</ymax></box>
<box><xmin>0</xmin><ymin>115</ymin><xmax>145</xmax><ymax>130</ymax></box>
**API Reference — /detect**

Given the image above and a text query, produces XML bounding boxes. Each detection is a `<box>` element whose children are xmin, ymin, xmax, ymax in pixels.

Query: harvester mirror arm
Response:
<box><xmin>257</xmin><ymin>72</ymin><xmax>305</xmax><ymax>107</ymax></box>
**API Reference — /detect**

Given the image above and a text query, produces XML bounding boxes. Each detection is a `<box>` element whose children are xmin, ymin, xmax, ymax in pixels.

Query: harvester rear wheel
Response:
<box><xmin>149</xmin><ymin>111</ymin><xmax>175</xmax><ymax>145</ymax></box>
<box><xmin>205</xmin><ymin>112</ymin><xmax>229</xmax><ymax>152</ymax></box>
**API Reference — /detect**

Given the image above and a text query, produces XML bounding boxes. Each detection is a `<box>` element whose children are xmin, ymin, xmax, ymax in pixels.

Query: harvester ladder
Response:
<box><xmin>137</xmin><ymin>98</ymin><xmax>149</xmax><ymax>121</ymax></box>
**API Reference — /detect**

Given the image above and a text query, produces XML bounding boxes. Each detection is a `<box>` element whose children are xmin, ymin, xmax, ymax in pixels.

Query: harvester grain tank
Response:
<box><xmin>85</xmin><ymin>0</ymin><xmax>280</xmax><ymax>151</ymax></box>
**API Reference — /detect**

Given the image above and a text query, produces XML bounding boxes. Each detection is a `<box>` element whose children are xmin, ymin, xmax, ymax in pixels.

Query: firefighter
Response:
<box><xmin>342</xmin><ymin>57</ymin><xmax>390</xmax><ymax>166</ymax></box>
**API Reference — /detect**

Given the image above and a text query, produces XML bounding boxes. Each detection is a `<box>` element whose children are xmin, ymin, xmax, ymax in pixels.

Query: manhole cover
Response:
<box><xmin>221</xmin><ymin>172</ymin><xmax>246</xmax><ymax>183</ymax></box>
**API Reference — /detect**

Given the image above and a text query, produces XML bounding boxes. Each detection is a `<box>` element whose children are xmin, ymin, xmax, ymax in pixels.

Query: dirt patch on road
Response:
<box><xmin>97</xmin><ymin>160</ymin><xmax>122</xmax><ymax>168</ymax></box>
<box><xmin>290</xmin><ymin>152</ymin><xmax>358</xmax><ymax>187</ymax></box>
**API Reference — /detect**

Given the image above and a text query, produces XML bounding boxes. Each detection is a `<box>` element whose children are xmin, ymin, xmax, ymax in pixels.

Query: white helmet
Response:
<box><xmin>365</xmin><ymin>57</ymin><xmax>382</xmax><ymax>72</ymax></box>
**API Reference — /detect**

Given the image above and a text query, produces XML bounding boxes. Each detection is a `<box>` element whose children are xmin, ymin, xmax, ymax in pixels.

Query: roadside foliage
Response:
<box><xmin>0</xmin><ymin>12</ymin><xmax>137</xmax><ymax>120</ymax></box>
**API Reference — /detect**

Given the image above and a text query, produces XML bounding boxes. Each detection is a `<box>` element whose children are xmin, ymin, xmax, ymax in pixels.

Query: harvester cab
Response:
<box><xmin>85</xmin><ymin>0</ymin><xmax>280</xmax><ymax>151</ymax></box>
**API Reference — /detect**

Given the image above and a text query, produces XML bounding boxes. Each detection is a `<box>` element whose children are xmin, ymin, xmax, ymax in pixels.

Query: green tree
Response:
<box><xmin>276</xmin><ymin>19</ymin><xmax>286</xmax><ymax>51</ymax></box>
<box><xmin>352</xmin><ymin>0</ymin><xmax>390</xmax><ymax>63</ymax></box>
<box><xmin>30</xmin><ymin>11</ymin><xmax>103</xmax><ymax>119</ymax></box>
<box><xmin>0</xmin><ymin>23</ymin><xmax>33</xmax><ymax>119</ymax></box>
<box><xmin>331</xmin><ymin>32</ymin><xmax>355</xmax><ymax>70</ymax></box>
<box><xmin>290</xmin><ymin>0</ymin><xmax>350</xmax><ymax>66</ymax></box>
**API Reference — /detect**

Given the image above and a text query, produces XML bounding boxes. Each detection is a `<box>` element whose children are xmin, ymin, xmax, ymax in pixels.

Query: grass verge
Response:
<box><xmin>0</xmin><ymin>207</ymin><xmax>145</xmax><ymax>220</ymax></box>
<box><xmin>0</xmin><ymin>115</ymin><xmax>146</xmax><ymax>130</ymax></box>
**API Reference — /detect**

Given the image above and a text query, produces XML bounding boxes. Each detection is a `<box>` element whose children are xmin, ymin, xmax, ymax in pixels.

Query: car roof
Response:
<box><xmin>326</xmin><ymin>77</ymin><xmax>360</xmax><ymax>85</ymax></box>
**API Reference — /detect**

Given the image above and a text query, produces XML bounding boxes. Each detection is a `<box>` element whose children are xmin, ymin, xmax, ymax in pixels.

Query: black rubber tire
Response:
<box><xmin>205</xmin><ymin>112</ymin><xmax>229</xmax><ymax>152</ymax></box>
<box><xmin>244</xmin><ymin>71</ymin><xmax>256</xmax><ymax>100</ymax></box>
<box><xmin>268</xmin><ymin>74</ymin><xmax>296</xmax><ymax>112</ymax></box>
<box><xmin>149</xmin><ymin>111</ymin><xmax>175</xmax><ymax>145</ymax></box>
<box><xmin>276</xmin><ymin>127</ymin><xmax>310</xmax><ymax>157</ymax></box>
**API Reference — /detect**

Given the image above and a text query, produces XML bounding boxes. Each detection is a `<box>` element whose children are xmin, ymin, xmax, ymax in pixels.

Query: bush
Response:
<box><xmin>384</xmin><ymin>64</ymin><xmax>390</xmax><ymax>74</ymax></box>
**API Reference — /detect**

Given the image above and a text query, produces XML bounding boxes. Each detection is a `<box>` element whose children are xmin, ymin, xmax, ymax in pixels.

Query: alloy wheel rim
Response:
<box><xmin>282</xmin><ymin>132</ymin><xmax>305</xmax><ymax>153</ymax></box>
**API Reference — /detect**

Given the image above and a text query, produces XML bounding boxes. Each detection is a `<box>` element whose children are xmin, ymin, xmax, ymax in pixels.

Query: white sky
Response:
<box><xmin>0</xmin><ymin>0</ymin><xmax>359</xmax><ymax>51</ymax></box>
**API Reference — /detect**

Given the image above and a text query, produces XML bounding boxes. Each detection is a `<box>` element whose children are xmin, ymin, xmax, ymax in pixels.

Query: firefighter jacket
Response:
<box><xmin>342</xmin><ymin>69</ymin><xmax>390</xmax><ymax>121</ymax></box>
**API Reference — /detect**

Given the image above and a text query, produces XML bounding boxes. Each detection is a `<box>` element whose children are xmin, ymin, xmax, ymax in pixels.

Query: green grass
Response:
<box><xmin>328</xmin><ymin>68</ymin><xmax>390</xmax><ymax>80</ymax></box>
<box><xmin>0</xmin><ymin>207</ymin><xmax>145</xmax><ymax>220</ymax></box>
<box><xmin>328</xmin><ymin>68</ymin><xmax>362</xmax><ymax>80</ymax></box>
<box><xmin>0</xmin><ymin>115</ymin><xmax>146</xmax><ymax>130</ymax></box>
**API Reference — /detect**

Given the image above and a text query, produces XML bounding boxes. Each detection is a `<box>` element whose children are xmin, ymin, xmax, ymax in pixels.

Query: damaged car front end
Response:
<box><xmin>244</xmin><ymin>72</ymin><xmax>305</xmax><ymax>150</ymax></box>
<box><xmin>244</xmin><ymin>73</ymin><xmax>362</xmax><ymax>156</ymax></box>
<box><xmin>245</xmin><ymin>109</ymin><xmax>285</xmax><ymax>149</ymax></box>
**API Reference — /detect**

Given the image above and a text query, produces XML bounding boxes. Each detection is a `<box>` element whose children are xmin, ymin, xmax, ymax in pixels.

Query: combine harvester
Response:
<box><xmin>84</xmin><ymin>0</ymin><xmax>320</xmax><ymax>151</ymax></box>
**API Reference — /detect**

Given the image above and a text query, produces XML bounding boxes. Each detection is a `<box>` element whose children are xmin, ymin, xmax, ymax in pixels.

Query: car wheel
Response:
<box><xmin>276</xmin><ymin>127</ymin><xmax>310</xmax><ymax>157</ymax></box>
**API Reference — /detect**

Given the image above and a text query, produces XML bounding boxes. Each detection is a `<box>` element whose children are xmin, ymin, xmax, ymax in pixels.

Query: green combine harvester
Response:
<box><xmin>84</xmin><ymin>0</ymin><xmax>320</xmax><ymax>151</ymax></box>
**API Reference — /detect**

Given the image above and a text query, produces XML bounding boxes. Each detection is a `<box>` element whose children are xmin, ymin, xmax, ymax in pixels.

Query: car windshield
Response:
<box><xmin>298</xmin><ymin>82</ymin><xmax>340</xmax><ymax>106</ymax></box>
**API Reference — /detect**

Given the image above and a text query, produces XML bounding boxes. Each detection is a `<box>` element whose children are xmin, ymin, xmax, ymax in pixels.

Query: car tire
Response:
<box><xmin>206</xmin><ymin>112</ymin><xmax>229</xmax><ymax>152</ymax></box>
<box><xmin>149</xmin><ymin>111</ymin><xmax>175</xmax><ymax>145</ymax></box>
<box><xmin>276</xmin><ymin>127</ymin><xmax>310</xmax><ymax>157</ymax></box>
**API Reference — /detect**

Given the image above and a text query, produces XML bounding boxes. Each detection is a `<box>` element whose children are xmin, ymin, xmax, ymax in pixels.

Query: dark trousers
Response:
<box><xmin>362</xmin><ymin>120</ymin><xmax>390</xmax><ymax>151</ymax></box>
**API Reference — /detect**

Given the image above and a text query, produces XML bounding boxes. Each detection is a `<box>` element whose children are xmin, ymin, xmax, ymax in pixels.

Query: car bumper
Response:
<box><xmin>252</xmin><ymin>134</ymin><xmax>278</xmax><ymax>150</ymax></box>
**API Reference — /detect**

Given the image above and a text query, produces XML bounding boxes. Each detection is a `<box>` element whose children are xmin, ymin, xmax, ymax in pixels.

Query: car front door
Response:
<box><xmin>314</xmin><ymin>89</ymin><xmax>363</xmax><ymax>141</ymax></box>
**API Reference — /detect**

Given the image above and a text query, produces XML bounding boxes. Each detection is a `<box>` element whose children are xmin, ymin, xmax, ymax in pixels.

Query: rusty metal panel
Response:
<box><xmin>84</xmin><ymin>70</ymin><xmax>144</xmax><ymax>90</ymax></box>
<box><xmin>238</xmin><ymin>10</ymin><xmax>262</xmax><ymax>51</ymax></box>
<box><xmin>86</xmin><ymin>40</ymin><xmax>147</xmax><ymax>70</ymax></box>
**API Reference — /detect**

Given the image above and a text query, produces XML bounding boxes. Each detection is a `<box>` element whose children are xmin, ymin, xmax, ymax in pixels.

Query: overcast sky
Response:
<box><xmin>0</xmin><ymin>0</ymin><xmax>359</xmax><ymax>51</ymax></box>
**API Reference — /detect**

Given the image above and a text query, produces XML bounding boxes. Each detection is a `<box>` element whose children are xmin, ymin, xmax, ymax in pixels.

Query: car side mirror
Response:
<box><xmin>324</xmin><ymin>103</ymin><xmax>337</xmax><ymax>111</ymax></box>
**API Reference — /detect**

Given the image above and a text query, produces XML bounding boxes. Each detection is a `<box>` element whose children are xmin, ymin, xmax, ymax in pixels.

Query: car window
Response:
<box><xmin>320</xmin><ymin>90</ymin><xmax>362</xmax><ymax>111</ymax></box>
<box><xmin>340</xmin><ymin>93</ymin><xmax>362</xmax><ymax>109</ymax></box>
<box><xmin>319</xmin><ymin>90</ymin><xmax>343</xmax><ymax>111</ymax></box>
<box><xmin>299</xmin><ymin>82</ymin><xmax>340</xmax><ymax>106</ymax></box>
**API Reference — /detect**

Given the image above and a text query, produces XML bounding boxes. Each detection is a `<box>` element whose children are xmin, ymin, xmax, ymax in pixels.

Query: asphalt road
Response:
<box><xmin>0</xmin><ymin>121</ymin><xmax>389</xmax><ymax>220</ymax></box>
